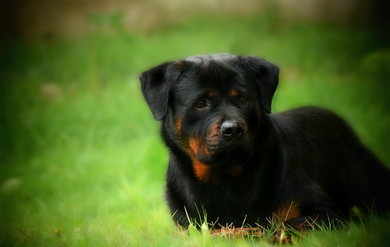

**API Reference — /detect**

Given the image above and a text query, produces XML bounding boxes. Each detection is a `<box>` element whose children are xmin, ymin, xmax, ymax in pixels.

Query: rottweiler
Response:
<box><xmin>139</xmin><ymin>54</ymin><xmax>390</xmax><ymax>235</ymax></box>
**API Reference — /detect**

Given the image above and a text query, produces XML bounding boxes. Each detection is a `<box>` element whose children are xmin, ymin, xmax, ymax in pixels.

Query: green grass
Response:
<box><xmin>1</xmin><ymin>15</ymin><xmax>390</xmax><ymax>246</ymax></box>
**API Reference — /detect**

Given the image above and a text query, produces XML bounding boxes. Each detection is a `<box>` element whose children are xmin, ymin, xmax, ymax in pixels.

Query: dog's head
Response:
<box><xmin>140</xmin><ymin>54</ymin><xmax>279</xmax><ymax>182</ymax></box>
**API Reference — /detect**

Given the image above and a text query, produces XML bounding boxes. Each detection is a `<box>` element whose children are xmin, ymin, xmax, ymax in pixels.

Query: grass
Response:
<box><xmin>1</xmin><ymin>15</ymin><xmax>390</xmax><ymax>246</ymax></box>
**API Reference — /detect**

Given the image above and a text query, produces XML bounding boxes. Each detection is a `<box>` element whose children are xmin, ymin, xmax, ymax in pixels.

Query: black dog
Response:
<box><xmin>140</xmin><ymin>54</ymin><xmax>390</xmax><ymax>233</ymax></box>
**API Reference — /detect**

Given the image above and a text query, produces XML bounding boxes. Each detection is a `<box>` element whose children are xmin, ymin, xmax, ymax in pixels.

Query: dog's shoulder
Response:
<box><xmin>272</xmin><ymin>106</ymin><xmax>339</xmax><ymax>120</ymax></box>
<box><xmin>269</xmin><ymin>106</ymin><xmax>360</xmax><ymax>145</ymax></box>
<box><xmin>271</xmin><ymin>107</ymin><xmax>351</xmax><ymax>130</ymax></box>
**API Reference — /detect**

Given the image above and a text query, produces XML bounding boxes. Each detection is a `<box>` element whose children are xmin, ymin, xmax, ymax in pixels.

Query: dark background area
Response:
<box><xmin>0</xmin><ymin>0</ymin><xmax>389</xmax><ymax>40</ymax></box>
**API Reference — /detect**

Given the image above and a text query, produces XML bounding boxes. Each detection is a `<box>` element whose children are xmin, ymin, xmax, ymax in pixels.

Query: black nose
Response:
<box><xmin>220</xmin><ymin>120</ymin><xmax>244</xmax><ymax>139</ymax></box>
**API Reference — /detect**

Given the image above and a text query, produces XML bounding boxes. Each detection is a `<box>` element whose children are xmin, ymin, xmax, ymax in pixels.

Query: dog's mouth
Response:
<box><xmin>189</xmin><ymin>135</ymin><xmax>253</xmax><ymax>168</ymax></box>
<box><xmin>184</xmin><ymin>131</ymin><xmax>255</xmax><ymax>183</ymax></box>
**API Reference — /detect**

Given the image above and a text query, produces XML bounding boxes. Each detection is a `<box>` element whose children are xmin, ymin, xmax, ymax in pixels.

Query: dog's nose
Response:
<box><xmin>220</xmin><ymin>120</ymin><xmax>244</xmax><ymax>139</ymax></box>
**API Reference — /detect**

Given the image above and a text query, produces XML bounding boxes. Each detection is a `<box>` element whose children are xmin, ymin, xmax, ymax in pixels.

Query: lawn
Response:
<box><xmin>1</xmin><ymin>15</ymin><xmax>390</xmax><ymax>246</ymax></box>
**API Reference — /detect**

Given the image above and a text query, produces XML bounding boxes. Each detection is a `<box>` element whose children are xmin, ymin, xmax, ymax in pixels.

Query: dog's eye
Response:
<box><xmin>239</xmin><ymin>97</ymin><xmax>248</xmax><ymax>105</ymax></box>
<box><xmin>194</xmin><ymin>100</ymin><xmax>207</xmax><ymax>108</ymax></box>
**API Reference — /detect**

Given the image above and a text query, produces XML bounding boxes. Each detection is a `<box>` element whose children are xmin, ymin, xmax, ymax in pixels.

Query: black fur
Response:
<box><xmin>139</xmin><ymin>54</ymin><xmax>390</xmax><ymax>231</ymax></box>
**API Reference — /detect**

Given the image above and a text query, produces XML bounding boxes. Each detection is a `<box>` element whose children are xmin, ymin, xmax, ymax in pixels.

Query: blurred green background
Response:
<box><xmin>1</xmin><ymin>0</ymin><xmax>389</xmax><ymax>246</ymax></box>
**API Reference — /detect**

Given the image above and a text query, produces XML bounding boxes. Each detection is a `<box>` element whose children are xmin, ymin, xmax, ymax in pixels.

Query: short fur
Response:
<box><xmin>140</xmin><ymin>54</ymin><xmax>390</xmax><ymax>232</ymax></box>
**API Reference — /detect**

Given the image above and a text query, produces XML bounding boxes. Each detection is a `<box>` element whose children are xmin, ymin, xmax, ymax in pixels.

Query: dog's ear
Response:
<box><xmin>243</xmin><ymin>56</ymin><xmax>279</xmax><ymax>113</ymax></box>
<box><xmin>139</xmin><ymin>61</ymin><xmax>184</xmax><ymax>120</ymax></box>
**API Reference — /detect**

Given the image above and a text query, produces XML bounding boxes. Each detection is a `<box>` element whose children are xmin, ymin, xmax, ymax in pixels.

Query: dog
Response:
<box><xmin>139</xmin><ymin>54</ymin><xmax>390</xmax><ymax>236</ymax></box>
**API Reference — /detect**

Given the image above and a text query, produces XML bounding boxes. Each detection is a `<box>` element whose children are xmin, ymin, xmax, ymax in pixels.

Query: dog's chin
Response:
<box><xmin>197</xmin><ymin>145</ymin><xmax>253</xmax><ymax>168</ymax></box>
